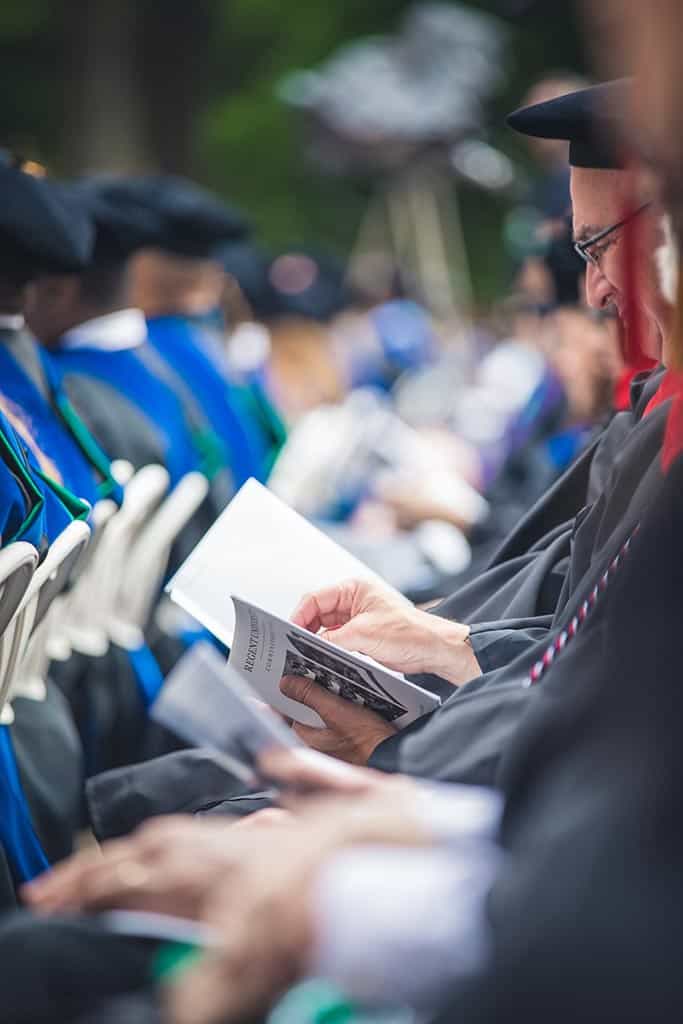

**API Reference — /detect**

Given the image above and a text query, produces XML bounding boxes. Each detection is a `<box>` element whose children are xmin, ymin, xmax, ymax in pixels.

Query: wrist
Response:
<box><xmin>428</xmin><ymin>617</ymin><xmax>481</xmax><ymax>686</ymax></box>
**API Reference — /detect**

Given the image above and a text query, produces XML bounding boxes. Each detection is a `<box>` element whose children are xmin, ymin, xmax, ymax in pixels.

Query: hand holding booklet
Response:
<box><xmin>166</xmin><ymin>479</ymin><xmax>441</xmax><ymax>730</ymax></box>
<box><xmin>229</xmin><ymin>594</ymin><xmax>439</xmax><ymax>728</ymax></box>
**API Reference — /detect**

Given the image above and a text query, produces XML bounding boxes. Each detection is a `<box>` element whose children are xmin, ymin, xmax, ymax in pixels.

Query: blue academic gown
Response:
<box><xmin>49</xmin><ymin>343</ymin><xmax>206</xmax><ymax>489</ymax></box>
<box><xmin>0</xmin><ymin>343</ymin><xmax>166</xmax><ymax>883</ymax></box>
<box><xmin>0</xmin><ymin>410</ymin><xmax>87</xmax><ymax>890</ymax></box>
<box><xmin>0</xmin><ymin>345</ymin><xmax>100</xmax><ymax>508</ymax></box>
<box><xmin>146</xmin><ymin>314</ymin><xmax>266</xmax><ymax>486</ymax></box>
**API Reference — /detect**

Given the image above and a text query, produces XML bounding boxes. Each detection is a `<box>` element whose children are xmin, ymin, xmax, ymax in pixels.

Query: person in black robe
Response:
<box><xmin>81</xmin><ymin>80</ymin><xmax>676</xmax><ymax>837</ymax></box>
<box><xmin>31</xmin><ymin>430</ymin><xmax>683</xmax><ymax>1024</ymax></box>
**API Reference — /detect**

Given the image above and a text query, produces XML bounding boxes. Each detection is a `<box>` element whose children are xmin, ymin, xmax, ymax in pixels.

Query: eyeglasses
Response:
<box><xmin>573</xmin><ymin>202</ymin><xmax>653</xmax><ymax>268</ymax></box>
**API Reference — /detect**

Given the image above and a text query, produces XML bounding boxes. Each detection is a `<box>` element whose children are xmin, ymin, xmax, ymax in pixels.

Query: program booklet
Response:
<box><xmin>166</xmin><ymin>477</ymin><xmax>395</xmax><ymax>648</ymax></box>
<box><xmin>228</xmin><ymin>595</ymin><xmax>440</xmax><ymax>730</ymax></box>
<box><xmin>167</xmin><ymin>478</ymin><xmax>441</xmax><ymax>730</ymax></box>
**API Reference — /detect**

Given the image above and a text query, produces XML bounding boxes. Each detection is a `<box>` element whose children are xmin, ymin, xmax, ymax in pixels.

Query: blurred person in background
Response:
<box><xmin>125</xmin><ymin>177</ymin><xmax>272</xmax><ymax>487</ymax></box>
<box><xmin>25</xmin><ymin>180</ymin><xmax>221</xmax><ymax>767</ymax></box>
<box><xmin>0</xmin><ymin>163</ymin><xmax>100</xmax><ymax>904</ymax></box>
<box><xmin>220</xmin><ymin>240</ymin><xmax>351</xmax><ymax>428</ymax></box>
<box><xmin>355</xmin><ymin>218</ymin><xmax>620</xmax><ymax>589</ymax></box>
<box><xmin>26</xmin><ymin>178</ymin><xmax>239</xmax><ymax>572</ymax></box>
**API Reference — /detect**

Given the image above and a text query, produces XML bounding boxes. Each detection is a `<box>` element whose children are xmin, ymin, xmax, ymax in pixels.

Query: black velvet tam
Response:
<box><xmin>0</xmin><ymin>162</ymin><xmax>94</xmax><ymax>279</ymax></box>
<box><xmin>507</xmin><ymin>79</ymin><xmax>631</xmax><ymax>170</ymax></box>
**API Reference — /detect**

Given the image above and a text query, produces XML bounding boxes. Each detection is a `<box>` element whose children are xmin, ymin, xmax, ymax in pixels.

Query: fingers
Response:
<box><xmin>24</xmin><ymin>819</ymin><xmax>184</xmax><ymax>912</ymax></box>
<box><xmin>290</xmin><ymin>580</ymin><xmax>361</xmax><ymax>632</ymax></box>
<box><xmin>23</xmin><ymin>839</ymin><xmax>136</xmax><ymax>912</ymax></box>
<box><xmin>317</xmin><ymin>618</ymin><xmax>370</xmax><ymax>652</ymax></box>
<box><xmin>22</xmin><ymin>848</ymin><xmax>102</xmax><ymax>911</ymax></box>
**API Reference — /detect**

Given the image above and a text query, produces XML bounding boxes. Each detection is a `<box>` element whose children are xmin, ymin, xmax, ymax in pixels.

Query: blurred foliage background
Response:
<box><xmin>0</xmin><ymin>0</ymin><xmax>585</xmax><ymax>303</ymax></box>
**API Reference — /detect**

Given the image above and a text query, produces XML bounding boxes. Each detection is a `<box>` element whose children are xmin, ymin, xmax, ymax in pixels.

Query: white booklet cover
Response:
<box><xmin>228</xmin><ymin>595</ymin><xmax>440</xmax><ymax>730</ymax></box>
<box><xmin>166</xmin><ymin>477</ymin><xmax>397</xmax><ymax>647</ymax></box>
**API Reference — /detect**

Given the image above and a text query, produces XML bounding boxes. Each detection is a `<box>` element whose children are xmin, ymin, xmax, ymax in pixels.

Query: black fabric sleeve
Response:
<box><xmin>87</xmin><ymin>749</ymin><xmax>252</xmax><ymax>841</ymax></box>
<box><xmin>0</xmin><ymin>912</ymin><xmax>155</xmax><ymax>1024</ymax></box>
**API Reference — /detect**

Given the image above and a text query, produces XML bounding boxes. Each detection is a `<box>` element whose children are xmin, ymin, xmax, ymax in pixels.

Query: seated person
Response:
<box><xmin>75</xmin><ymin>82</ymin><xmax>677</xmax><ymax>848</ymax></box>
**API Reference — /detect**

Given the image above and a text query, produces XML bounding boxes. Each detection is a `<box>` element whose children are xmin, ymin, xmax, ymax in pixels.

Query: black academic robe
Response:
<box><xmin>83</xmin><ymin>377</ymin><xmax>670</xmax><ymax>836</ymax></box>
<box><xmin>81</xmin><ymin>456</ymin><xmax>683</xmax><ymax>1024</ymax></box>
<box><xmin>432</xmin><ymin>369</ymin><xmax>660</xmax><ymax>628</ymax></box>
<box><xmin>12</xmin><ymin>686</ymin><xmax>83</xmax><ymax>865</ymax></box>
<box><xmin>0</xmin><ymin>911</ymin><xmax>156</xmax><ymax>1024</ymax></box>
<box><xmin>82</xmin><ymin>372</ymin><xmax>671</xmax><ymax>835</ymax></box>
<box><xmin>432</xmin><ymin>438</ymin><xmax>683</xmax><ymax>1022</ymax></box>
<box><xmin>0</xmin><ymin>684</ymin><xmax>84</xmax><ymax>914</ymax></box>
<box><xmin>71</xmin><ymin>997</ymin><xmax>162</xmax><ymax>1024</ymax></box>
<box><xmin>392</xmin><ymin>392</ymin><xmax>668</xmax><ymax>784</ymax></box>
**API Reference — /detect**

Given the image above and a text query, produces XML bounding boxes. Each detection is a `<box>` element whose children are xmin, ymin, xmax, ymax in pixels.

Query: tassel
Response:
<box><xmin>621</xmin><ymin>184</ymin><xmax>646</xmax><ymax>366</ymax></box>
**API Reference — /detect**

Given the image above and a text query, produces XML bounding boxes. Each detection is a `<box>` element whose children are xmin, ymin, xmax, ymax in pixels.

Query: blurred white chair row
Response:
<box><xmin>0</xmin><ymin>463</ymin><xmax>209</xmax><ymax>723</ymax></box>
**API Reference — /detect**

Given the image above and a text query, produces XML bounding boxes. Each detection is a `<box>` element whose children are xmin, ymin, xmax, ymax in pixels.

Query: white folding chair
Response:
<box><xmin>50</xmin><ymin>498</ymin><xmax>119</xmax><ymax>660</ymax></box>
<box><xmin>81</xmin><ymin>465</ymin><xmax>170</xmax><ymax>648</ymax></box>
<box><xmin>0</xmin><ymin>543</ymin><xmax>39</xmax><ymax>719</ymax></box>
<box><xmin>5</xmin><ymin>522</ymin><xmax>91</xmax><ymax>713</ymax></box>
<box><xmin>109</xmin><ymin>471</ymin><xmax>209</xmax><ymax>650</ymax></box>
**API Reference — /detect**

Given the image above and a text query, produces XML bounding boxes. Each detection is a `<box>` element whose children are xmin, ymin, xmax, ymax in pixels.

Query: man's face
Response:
<box><xmin>571</xmin><ymin>167</ymin><xmax>671</xmax><ymax>363</ymax></box>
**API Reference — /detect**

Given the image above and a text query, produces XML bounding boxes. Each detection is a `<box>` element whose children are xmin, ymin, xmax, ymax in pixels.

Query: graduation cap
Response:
<box><xmin>507</xmin><ymin>79</ymin><xmax>631</xmax><ymax>170</ymax></box>
<box><xmin>216</xmin><ymin>241</ymin><xmax>279</xmax><ymax>320</ymax></box>
<box><xmin>267</xmin><ymin>247</ymin><xmax>350</xmax><ymax>321</ymax></box>
<box><xmin>98</xmin><ymin>175</ymin><xmax>250</xmax><ymax>259</ymax></box>
<box><xmin>0</xmin><ymin>160</ymin><xmax>93</xmax><ymax>281</ymax></box>
<box><xmin>57</xmin><ymin>178</ymin><xmax>163</xmax><ymax>267</ymax></box>
<box><xmin>217</xmin><ymin>241</ymin><xmax>350</xmax><ymax>322</ymax></box>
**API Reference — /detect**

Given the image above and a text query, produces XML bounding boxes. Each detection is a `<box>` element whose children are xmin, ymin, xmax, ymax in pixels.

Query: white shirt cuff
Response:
<box><xmin>413</xmin><ymin>781</ymin><xmax>503</xmax><ymax>844</ymax></box>
<box><xmin>309</xmin><ymin>842</ymin><xmax>500</xmax><ymax>1012</ymax></box>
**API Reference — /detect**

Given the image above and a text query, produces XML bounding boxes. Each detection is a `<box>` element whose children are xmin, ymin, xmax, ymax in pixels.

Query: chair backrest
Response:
<box><xmin>81</xmin><ymin>465</ymin><xmax>170</xmax><ymax>646</ymax></box>
<box><xmin>0</xmin><ymin>543</ymin><xmax>38</xmax><ymax>638</ymax></box>
<box><xmin>49</xmin><ymin>498</ymin><xmax>118</xmax><ymax>661</ymax></box>
<box><xmin>7</xmin><ymin>521</ymin><xmax>91</xmax><ymax>704</ymax></box>
<box><xmin>0</xmin><ymin>544</ymin><xmax>39</xmax><ymax>718</ymax></box>
<box><xmin>110</xmin><ymin>472</ymin><xmax>209</xmax><ymax>644</ymax></box>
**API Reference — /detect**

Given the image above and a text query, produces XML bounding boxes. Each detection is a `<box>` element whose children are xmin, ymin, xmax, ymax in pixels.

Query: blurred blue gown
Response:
<box><xmin>0</xmin><ymin>406</ymin><xmax>89</xmax><ymax>896</ymax></box>
<box><xmin>146</xmin><ymin>314</ymin><xmax>268</xmax><ymax>486</ymax></box>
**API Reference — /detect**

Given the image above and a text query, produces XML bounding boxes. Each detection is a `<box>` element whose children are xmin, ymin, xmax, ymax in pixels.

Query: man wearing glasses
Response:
<box><xmin>250</xmin><ymin>77</ymin><xmax>678</xmax><ymax>783</ymax></box>
<box><xmin>72</xmin><ymin>79</ymin><xmax>680</xmax><ymax>860</ymax></box>
<box><xmin>509</xmin><ymin>80</ymin><xmax>670</xmax><ymax>365</ymax></box>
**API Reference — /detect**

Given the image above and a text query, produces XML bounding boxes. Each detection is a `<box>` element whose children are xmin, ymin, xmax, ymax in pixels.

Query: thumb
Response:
<box><xmin>280</xmin><ymin>675</ymin><xmax>348</xmax><ymax>723</ymax></box>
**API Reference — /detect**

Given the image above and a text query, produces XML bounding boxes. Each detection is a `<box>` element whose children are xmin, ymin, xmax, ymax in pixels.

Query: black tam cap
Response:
<box><xmin>217</xmin><ymin>241</ymin><xmax>350</xmax><ymax>322</ymax></box>
<box><xmin>0</xmin><ymin>161</ymin><xmax>93</xmax><ymax>281</ymax></box>
<box><xmin>58</xmin><ymin>178</ymin><xmax>162</xmax><ymax>267</ymax></box>
<box><xmin>104</xmin><ymin>175</ymin><xmax>250</xmax><ymax>259</ymax></box>
<box><xmin>507</xmin><ymin>79</ymin><xmax>632</xmax><ymax>170</ymax></box>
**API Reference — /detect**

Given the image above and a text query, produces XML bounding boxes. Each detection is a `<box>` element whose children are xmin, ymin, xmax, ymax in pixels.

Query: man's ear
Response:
<box><xmin>57</xmin><ymin>274</ymin><xmax>83</xmax><ymax>311</ymax></box>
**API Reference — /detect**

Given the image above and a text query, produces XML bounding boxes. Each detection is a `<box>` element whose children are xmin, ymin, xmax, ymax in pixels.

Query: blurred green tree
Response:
<box><xmin>0</xmin><ymin>0</ymin><xmax>585</xmax><ymax>302</ymax></box>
